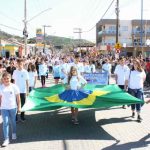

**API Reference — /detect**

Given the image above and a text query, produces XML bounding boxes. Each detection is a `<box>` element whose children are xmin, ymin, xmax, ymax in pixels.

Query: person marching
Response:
<box><xmin>27</xmin><ymin>64</ymin><xmax>37</xmax><ymax>92</ymax></box>
<box><xmin>0</xmin><ymin>72</ymin><xmax>21</xmax><ymax>147</ymax></box>
<box><xmin>12</xmin><ymin>58</ymin><xmax>29</xmax><ymax>122</ymax></box>
<box><xmin>63</xmin><ymin>66</ymin><xmax>87</xmax><ymax>125</ymax></box>
<box><xmin>38</xmin><ymin>58</ymin><xmax>48</xmax><ymax>87</ymax></box>
<box><xmin>114</xmin><ymin>57</ymin><xmax>130</xmax><ymax>109</ymax></box>
<box><xmin>127</xmin><ymin>59</ymin><xmax>146</xmax><ymax>122</ymax></box>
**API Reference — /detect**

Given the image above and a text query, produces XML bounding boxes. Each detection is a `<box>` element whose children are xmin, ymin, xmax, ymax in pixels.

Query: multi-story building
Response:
<box><xmin>96</xmin><ymin>19</ymin><xmax>150</xmax><ymax>57</ymax></box>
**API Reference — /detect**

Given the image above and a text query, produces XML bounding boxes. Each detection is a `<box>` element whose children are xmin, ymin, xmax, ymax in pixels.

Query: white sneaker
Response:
<box><xmin>2</xmin><ymin>139</ymin><xmax>9</xmax><ymax>147</ymax></box>
<box><xmin>12</xmin><ymin>133</ymin><xmax>17</xmax><ymax>140</ymax></box>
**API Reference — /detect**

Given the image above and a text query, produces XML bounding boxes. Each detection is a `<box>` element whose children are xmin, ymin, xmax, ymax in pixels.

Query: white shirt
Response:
<box><xmin>12</xmin><ymin>69</ymin><xmax>29</xmax><ymax>93</ymax></box>
<box><xmin>39</xmin><ymin>63</ymin><xmax>48</xmax><ymax>76</ymax></box>
<box><xmin>129</xmin><ymin>70</ymin><xmax>146</xmax><ymax>89</ymax></box>
<box><xmin>0</xmin><ymin>84</ymin><xmax>20</xmax><ymax>109</ymax></box>
<box><xmin>28</xmin><ymin>71</ymin><xmax>37</xmax><ymax>87</ymax></box>
<box><xmin>69</xmin><ymin>62</ymin><xmax>84</xmax><ymax>75</ymax></box>
<box><xmin>60</xmin><ymin>63</ymin><xmax>69</xmax><ymax>79</ymax></box>
<box><xmin>84</xmin><ymin>65</ymin><xmax>92</xmax><ymax>73</ymax></box>
<box><xmin>90</xmin><ymin>64</ymin><xmax>96</xmax><ymax>73</ymax></box>
<box><xmin>63</xmin><ymin>75</ymin><xmax>87</xmax><ymax>90</ymax></box>
<box><xmin>102</xmin><ymin>63</ymin><xmax>112</xmax><ymax>75</ymax></box>
<box><xmin>114</xmin><ymin>64</ymin><xmax>130</xmax><ymax>85</ymax></box>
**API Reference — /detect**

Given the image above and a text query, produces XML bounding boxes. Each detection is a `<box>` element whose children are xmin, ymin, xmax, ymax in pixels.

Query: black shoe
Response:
<box><xmin>20</xmin><ymin>118</ymin><xmax>26</xmax><ymax>122</ymax></box>
<box><xmin>132</xmin><ymin>112</ymin><xmax>135</xmax><ymax>118</ymax></box>
<box><xmin>137</xmin><ymin>115</ymin><xmax>142</xmax><ymax>122</ymax></box>
<box><xmin>122</xmin><ymin>105</ymin><xmax>126</xmax><ymax>109</ymax></box>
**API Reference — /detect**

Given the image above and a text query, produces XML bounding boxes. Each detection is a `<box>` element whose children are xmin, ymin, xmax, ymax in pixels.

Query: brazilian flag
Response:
<box><xmin>21</xmin><ymin>84</ymin><xmax>143</xmax><ymax>111</ymax></box>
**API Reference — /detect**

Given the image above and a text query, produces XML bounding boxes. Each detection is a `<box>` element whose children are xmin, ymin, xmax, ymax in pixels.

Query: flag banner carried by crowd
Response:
<box><xmin>21</xmin><ymin>84</ymin><xmax>144</xmax><ymax>111</ymax></box>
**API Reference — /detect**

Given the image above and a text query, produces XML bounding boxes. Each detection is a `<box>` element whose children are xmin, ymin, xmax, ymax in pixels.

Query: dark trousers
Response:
<box><xmin>118</xmin><ymin>85</ymin><xmax>124</xmax><ymax>90</ymax></box>
<box><xmin>16</xmin><ymin>93</ymin><xmax>26</xmax><ymax>120</ymax></box>
<box><xmin>41</xmin><ymin>75</ymin><xmax>46</xmax><ymax>86</ymax></box>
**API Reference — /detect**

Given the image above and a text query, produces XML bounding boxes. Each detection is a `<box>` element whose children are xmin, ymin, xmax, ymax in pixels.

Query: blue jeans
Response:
<box><xmin>128</xmin><ymin>88</ymin><xmax>144</xmax><ymax>112</ymax></box>
<box><xmin>1</xmin><ymin>108</ymin><xmax>17</xmax><ymax>140</ymax></box>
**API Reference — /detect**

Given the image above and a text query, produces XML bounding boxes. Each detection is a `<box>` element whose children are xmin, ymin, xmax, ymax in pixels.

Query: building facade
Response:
<box><xmin>96</xmin><ymin>19</ymin><xmax>150</xmax><ymax>57</ymax></box>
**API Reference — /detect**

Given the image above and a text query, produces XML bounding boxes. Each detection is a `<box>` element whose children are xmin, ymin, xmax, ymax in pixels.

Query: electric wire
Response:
<box><xmin>82</xmin><ymin>0</ymin><xmax>115</xmax><ymax>33</ymax></box>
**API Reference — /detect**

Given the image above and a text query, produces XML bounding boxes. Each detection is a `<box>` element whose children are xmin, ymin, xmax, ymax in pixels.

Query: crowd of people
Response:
<box><xmin>0</xmin><ymin>51</ymin><xmax>150</xmax><ymax>147</ymax></box>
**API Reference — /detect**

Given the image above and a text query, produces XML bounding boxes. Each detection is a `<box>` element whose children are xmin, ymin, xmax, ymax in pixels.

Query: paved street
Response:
<box><xmin>0</xmin><ymin>74</ymin><xmax>150</xmax><ymax>150</ymax></box>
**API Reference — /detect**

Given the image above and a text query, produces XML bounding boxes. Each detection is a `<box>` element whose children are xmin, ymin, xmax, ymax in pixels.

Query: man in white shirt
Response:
<box><xmin>114</xmin><ymin>57</ymin><xmax>130</xmax><ymax>108</ymax></box>
<box><xmin>12</xmin><ymin>58</ymin><xmax>29</xmax><ymax>122</ymax></box>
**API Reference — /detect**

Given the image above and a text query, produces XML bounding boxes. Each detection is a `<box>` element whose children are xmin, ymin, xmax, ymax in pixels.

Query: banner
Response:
<box><xmin>83</xmin><ymin>72</ymin><xmax>108</xmax><ymax>85</ymax></box>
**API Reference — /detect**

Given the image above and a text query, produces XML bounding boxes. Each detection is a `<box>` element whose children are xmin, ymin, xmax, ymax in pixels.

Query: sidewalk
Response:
<box><xmin>0</xmin><ymin>74</ymin><xmax>150</xmax><ymax>150</ymax></box>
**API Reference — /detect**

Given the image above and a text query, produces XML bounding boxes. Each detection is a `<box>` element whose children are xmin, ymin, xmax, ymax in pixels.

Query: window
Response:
<box><xmin>108</xmin><ymin>26</ymin><xmax>116</xmax><ymax>31</ymax></box>
<box><xmin>121</xmin><ymin>26</ymin><xmax>128</xmax><ymax>31</ymax></box>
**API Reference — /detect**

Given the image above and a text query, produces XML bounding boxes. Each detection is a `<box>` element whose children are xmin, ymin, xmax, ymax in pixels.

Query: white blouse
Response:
<box><xmin>128</xmin><ymin>70</ymin><xmax>146</xmax><ymax>89</ymax></box>
<box><xmin>63</xmin><ymin>75</ymin><xmax>87</xmax><ymax>90</ymax></box>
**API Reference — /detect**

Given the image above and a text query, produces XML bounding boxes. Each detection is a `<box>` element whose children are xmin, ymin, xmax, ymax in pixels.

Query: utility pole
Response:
<box><xmin>22</xmin><ymin>2</ymin><xmax>52</xmax><ymax>56</ymax></box>
<box><xmin>23</xmin><ymin>0</ymin><xmax>28</xmax><ymax>56</ymax></box>
<box><xmin>115</xmin><ymin>0</ymin><xmax>119</xmax><ymax>43</ymax></box>
<box><xmin>43</xmin><ymin>25</ymin><xmax>51</xmax><ymax>53</ymax></box>
<box><xmin>73</xmin><ymin>28</ymin><xmax>82</xmax><ymax>51</ymax></box>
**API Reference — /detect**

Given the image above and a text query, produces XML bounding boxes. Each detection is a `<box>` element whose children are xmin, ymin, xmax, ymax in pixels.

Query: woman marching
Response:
<box><xmin>0</xmin><ymin>72</ymin><xmax>21</xmax><ymax>147</ymax></box>
<box><xmin>127</xmin><ymin>59</ymin><xmax>146</xmax><ymax>122</ymax></box>
<box><xmin>63</xmin><ymin>66</ymin><xmax>87</xmax><ymax>125</ymax></box>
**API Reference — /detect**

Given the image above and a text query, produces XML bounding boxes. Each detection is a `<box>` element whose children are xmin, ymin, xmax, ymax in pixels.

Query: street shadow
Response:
<box><xmin>97</xmin><ymin>116</ymin><xmax>134</xmax><ymax>126</ymax></box>
<box><xmin>0</xmin><ymin>108</ymin><xmax>119</xmax><ymax>145</ymax></box>
<box><xmin>102</xmin><ymin>134</ymin><xmax>150</xmax><ymax>150</ymax></box>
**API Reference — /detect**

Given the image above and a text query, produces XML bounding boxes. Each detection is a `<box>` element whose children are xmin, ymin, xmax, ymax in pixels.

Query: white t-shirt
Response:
<box><xmin>0</xmin><ymin>84</ymin><xmax>20</xmax><ymax>109</ymax></box>
<box><xmin>28</xmin><ymin>71</ymin><xmax>37</xmax><ymax>87</ymax></box>
<box><xmin>12</xmin><ymin>69</ymin><xmax>29</xmax><ymax>93</ymax></box>
<box><xmin>60</xmin><ymin>63</ymin><xmax>69</xmax><ymax>79</ymax></box>
<box><xmin>63</xmin><ymin>75</ymin><xmax>87</xmax><ymax>90</ymax></box>
<box><xmin>39</xmin><ymin>63</ymin><xmax>48</xmax><ymax>76</ymax></box>
<box><xmin>114</xmin><ymin>64</ymin><xmax>130</xmax><ymax>85</ymax></box>
<box><xmin>128</xmin><ymin>70</ymin><xmax>146</xmax><ymax>89</ymax></box>
<box><xmin>102</xmin><ymin>63</ymin><xmax>112</xmax><ymax>75</ymax></box>
<box><xmin>90</xmin><ymin>64</ymin><xmax>96</xmax><ymax>73</ymax></box>
<box><xmin>84</xmin><ymin>65</ymin><xmax>92</xmax><ymax>73</ymax></box>
<box><xmin>69</xmin><ymin>62</ymin><xmax>84</xmax><ymax>75</ymax></box>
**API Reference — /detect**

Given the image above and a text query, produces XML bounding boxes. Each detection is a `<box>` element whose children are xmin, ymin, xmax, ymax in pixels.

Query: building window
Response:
<box><xmin>108</xmin><ymin>26</ymin><xmax>116</xmax><ymax>31</ymax></box>
<box><xmin>121</xmin><ymin>26</ymin><xmax>128</xmax><ymax>31</ymax></box>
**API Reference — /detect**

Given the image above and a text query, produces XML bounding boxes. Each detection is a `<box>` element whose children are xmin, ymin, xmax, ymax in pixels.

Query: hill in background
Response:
<box><xmin>0</xmin><ymin>30</ymin><xmax>95</xmax><ymax>48</ymax></box>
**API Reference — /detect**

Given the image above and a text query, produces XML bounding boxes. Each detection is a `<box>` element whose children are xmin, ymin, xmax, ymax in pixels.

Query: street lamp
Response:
<box><xmin>23</xmin><ymin>0</ymin><xmax>52</xmax><ymax>56</ymax></box>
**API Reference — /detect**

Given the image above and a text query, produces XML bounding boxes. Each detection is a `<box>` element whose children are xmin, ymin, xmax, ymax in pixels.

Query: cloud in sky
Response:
<box><xmin>0</xmin><ymin>0</ymin><xmax>150</xmax><ymax>42</ymax></box>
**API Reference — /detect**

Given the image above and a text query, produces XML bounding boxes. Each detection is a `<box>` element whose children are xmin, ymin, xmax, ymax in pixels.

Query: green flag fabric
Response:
<box><xmin>21</xmin><ymin>84</ymin><xmax>144</xmax><ymax>111</ymax></box>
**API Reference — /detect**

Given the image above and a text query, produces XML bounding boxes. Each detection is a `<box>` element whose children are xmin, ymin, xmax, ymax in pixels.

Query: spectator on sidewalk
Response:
<box><xmin>0</xmin><ymin>72</ymin><xmax>21</xmax><ymax>147</ymax></box>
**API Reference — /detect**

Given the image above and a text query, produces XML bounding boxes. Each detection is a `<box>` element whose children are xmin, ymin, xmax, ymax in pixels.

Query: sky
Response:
<box><xmin>0</xmin><ymin>0</ymin><xmax>150</xmax><ymax>42</ymax></box>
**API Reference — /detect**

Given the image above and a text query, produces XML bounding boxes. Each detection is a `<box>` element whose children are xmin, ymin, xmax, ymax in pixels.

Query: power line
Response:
<box><xmin>0</xmin><ymin>11</ymin><xmax>20</xmax><ymax>23</ymax></box>
<box><xmin>0</xmin><ymin>24</ymin><xmax>22</xmax><ymax>32</ymax></box>
<box><xmin>82</xmin><ymin>0</ymin><xmax>115</xmax><ymax>33</ymax></box>
<box><xmin>27</xmin><ymin>7</ymin><xmax>52</xmax><ymax>22</ymax></box>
